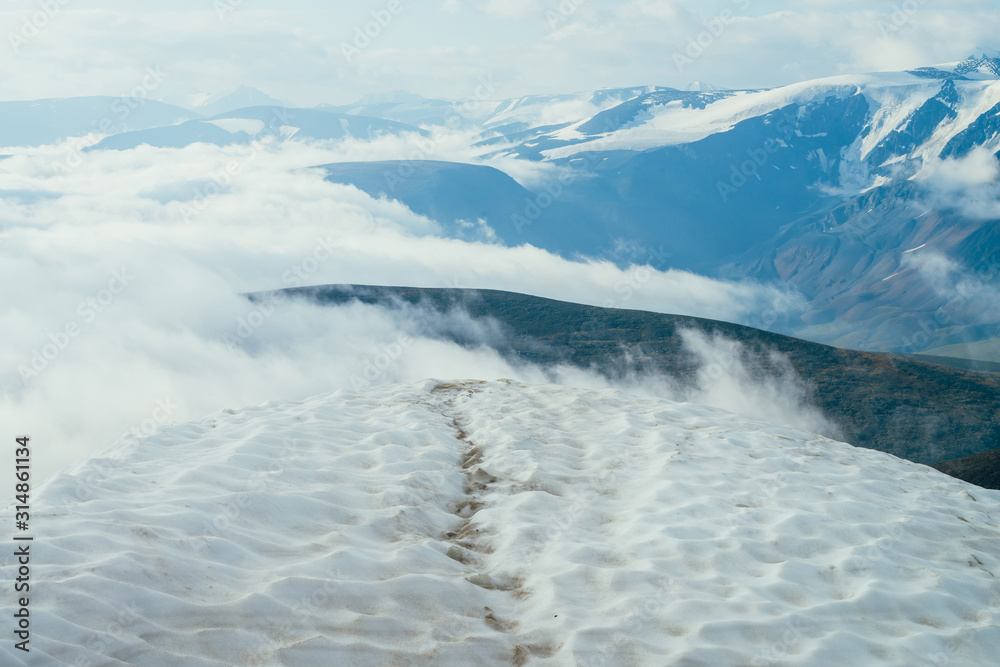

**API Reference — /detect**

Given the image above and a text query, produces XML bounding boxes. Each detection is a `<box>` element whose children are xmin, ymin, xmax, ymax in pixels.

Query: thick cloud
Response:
<box><xmin>676</xmin><ymin>329</ymin><xmax>841</xmax><ymax>439</ymax></box>
<box><xmin>0</xmin><ymin>134</ymin><xmax>811</xmax><ymax>497</ymax></box>
<box><xmin>0</xmin><ymin>2</ymin><xmax>997</xmax><ymax>104</ymax></box>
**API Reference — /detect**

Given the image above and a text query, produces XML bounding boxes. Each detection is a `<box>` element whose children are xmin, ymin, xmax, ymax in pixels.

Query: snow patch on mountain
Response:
<box><xmin>856</xmin><ymin>82</ymin><xmax>941</xmax><ymax>159</ymax></box>
<box><xmin>4</xmin><ymin>380</ymin><xmax>998</xmax><ymax>666</ymax></box>
<box><xmin>936</xmin><ymin>81</ymin><xmax>1000</xmax><ymax>150</ymax></box>
<box><xmin>538</xmin><ymin>78</ymin><xmax>860</xmax><ymax>158</ymax></box>
<box><xmin>514</xmin><ymin>70</ymin><xmax>1000</xmax><ymax>203</ymax></box>
<box><xmin>482</xmin><ymin>87</ymin><xmax>671</xmax><ymax>135</ymax></box>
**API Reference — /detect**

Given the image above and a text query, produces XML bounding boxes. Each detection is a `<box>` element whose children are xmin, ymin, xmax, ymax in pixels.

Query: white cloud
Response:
<box><xmin>678</xmin><ymin>329</ymin><xmax>841</xmax><ymax>439</ymax></box>
<box><xmin>0</xmin><ymin>135</ymin><xmax>800</xmax><ymax>497</ymax></box>
<box><xmin>0</xmin><ymin>3</ymin><xmax>997</xmax><ymax>104</ymax></box>
<box><xmin>917</xmin><ymin>148</ymin><xmax>1000</xmax><ymax>220</ymax></box>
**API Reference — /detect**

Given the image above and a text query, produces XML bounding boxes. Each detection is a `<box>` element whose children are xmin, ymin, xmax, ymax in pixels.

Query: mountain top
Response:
<box><xmin>912</xmin><ymin>51</ymin><xmax>1000</xmax><ymax>80</ymax></box>
<box><xmin>192</xmin><ymin>85</ymin><xmax>288</xmax><ymax>117</ymax></box>
<box><xmin>955</xmin><ymin>51</ymin><xmax>1000</xmax><ymax>78</ymax></box>
<box><xmin>5</xmin><ymin>379</ymin><xmax>998</xmax><ymax>665</ymax></box>
<box><xmin>685</xmin><ymin>80</ymin><xmax>723</xmax><ymax>91</ymax></box>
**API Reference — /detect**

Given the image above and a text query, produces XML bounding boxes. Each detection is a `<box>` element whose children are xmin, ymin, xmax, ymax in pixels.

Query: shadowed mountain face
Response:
<box><xmin>319</xmin><ymin>160</ymin><xmax>607</xmax><ymax>251</ymax></box>
<box><xmin>0</xmin><ymin>97</ymin><xmax>199</xmax><ymax>146</ymax></box>
<box><xmin>489</xmin><ymin>94</ymin><xmax>871</xmax><ymax>272</ymax></box>
<box><xmin>723</xmin><ymin>178</ymin><xmax>1000</xmax><ymax>355</ymax></box>
<box><xmin>260</xmin><ymin>284</ymin><xmax>1000</xmax><ymax>477</ymax></box>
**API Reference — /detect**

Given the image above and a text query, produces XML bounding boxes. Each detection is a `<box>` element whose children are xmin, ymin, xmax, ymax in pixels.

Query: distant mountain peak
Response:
<box><xmin>968</xmin><ymin>47</ymin><xmax>1000</xmax><ymax>60</ymax></box>
<box><xmin>955</xmin><ymin>51</ymin><xmax>1000</xmax><ymax>78</ymax></box>
<box><xmin>685</xmin><ymin>81</ymin><xmax>722</xmax><ymax>92</ymax></box>
<box><xmin>193</xmin><ymin>86</ymin><xmax>289</xmax><ymax>117</ymax></box>
<box><xmin>911</xmin><ymin>51</ymin><xmax>1000</xmax><ymax>81</ymax></box>
<box><xmin>200</xmin><ymin>85</ymin><xmax>282</xmax><ymax>105</ymax></box>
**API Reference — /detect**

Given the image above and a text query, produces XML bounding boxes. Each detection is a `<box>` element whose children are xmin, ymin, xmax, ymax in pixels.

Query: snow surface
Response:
<box><xmin>539</xmin><ymin>76</ymin><xmax>882</xmax><ymax>158</ymax></box>
<box><xmin>3</xmin><ymin>380</ymin><xmax>1000</xmax><ymax>666</ymax></box>
<box><xmin>535</xmin><ymin>73</ymin><xmax>1000</xmax><ymax>169</ymax></box>
<box><xmin>483</xmin><ymin>90</ymin><xmax>656</xmax><ymax>132</ymax></box>
<box><xmin>921</xmin><ymin>80</ymin><xmax>1000</xmax><ymax>157</ymax></box>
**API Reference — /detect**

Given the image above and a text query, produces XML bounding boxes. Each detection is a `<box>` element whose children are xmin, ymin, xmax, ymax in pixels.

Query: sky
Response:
<box><xmin>0</xmin><ymin>0</ymin><xmax>998</xmax><ymax>105</ymax></box>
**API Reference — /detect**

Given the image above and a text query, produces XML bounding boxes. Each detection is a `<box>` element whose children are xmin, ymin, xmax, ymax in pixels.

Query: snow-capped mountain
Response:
<box><xmin>4</xmin><ymin>380</ymin><xmax>998</xmax><ymax>665</ymax></box>
<box><xmin>477</xmin><ymin>86</ymin><xmax>680</xmax><ymax>137</ymax></box>
<box><xmin>6</xmin><ymin>55</ymin><xmax>1000</xmax><ymax>354</ymax></box>
<box><xmin>910</xmin><ymin>51</ymin><xmax>1000</xmax><ymax>81</ymax></box>
<box><xmin>489</xmin><ymin>65</ymin><xmax>999</xmax><ymax>178</ymax></box>
<box><xmin>87</xmin><ymin>106</ymin><xmax>425</xmax><ymax>150</ymax></box>
<box><xmin>321</xmin><ymin>86</ymin><xmax>679</xmax><ymax>133</ymax></box>
<box><xmin>308</xmin><ymin>57</ymin><xmax>1000</xmax><ymax>355</ymax></box>
<box><xmin>460</xmin><ymin>56</ymin><xmax>1000</xmax><ymax>354</ymax></box>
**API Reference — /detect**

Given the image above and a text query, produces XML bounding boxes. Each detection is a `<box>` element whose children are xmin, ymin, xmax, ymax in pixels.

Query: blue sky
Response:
<box><xmin>0</xmin><ymin>0</ymin><xmax>997</xmax><ymax>104</ymax></box>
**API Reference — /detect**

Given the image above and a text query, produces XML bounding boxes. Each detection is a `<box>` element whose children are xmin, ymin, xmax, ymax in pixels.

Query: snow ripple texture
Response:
<box><xmin>2</xmin><ymin>380</ymin><xmax>999</xmax><ymax>666</ymax></box>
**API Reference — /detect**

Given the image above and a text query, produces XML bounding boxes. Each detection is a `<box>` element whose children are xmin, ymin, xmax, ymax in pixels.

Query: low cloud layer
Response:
<box><xmin>676</xmin><ymin>329</ymin><xmax>841</xmax><ymax>439</ymax></box>
<box><xmin>917</xmin><ymin>148</ymin><xmax>1000</xmax><ymax>221</ymax></box>
<box><xmin>0</xmin><ymin>135</ymin><xmax>817</xmax><ymax>497</ymax></box>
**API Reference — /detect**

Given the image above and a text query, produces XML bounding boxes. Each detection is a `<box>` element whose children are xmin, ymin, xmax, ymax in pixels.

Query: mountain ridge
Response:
<box><xmin>257</xmin><ymin>284</ymin><xmax>1000</xmax><ymax>479</ymax></box>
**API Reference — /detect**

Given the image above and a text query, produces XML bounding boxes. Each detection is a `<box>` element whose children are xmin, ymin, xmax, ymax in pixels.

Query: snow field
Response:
<box><xmin>1</xmin><ymin>380</ymin><xmax>999</xmax><ymax>665</ymax></box>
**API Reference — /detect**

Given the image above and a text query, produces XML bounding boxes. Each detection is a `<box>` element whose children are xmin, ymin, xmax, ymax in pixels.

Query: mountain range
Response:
<box><xmin>318</xmin><ymin>54</ymin><xmax>1000</xmax><ymax>358</ymax></box>
<box><xmin>4</xmin><ymin>55</ymin><xmax>1000</xmax><ymax>360</ymax></box>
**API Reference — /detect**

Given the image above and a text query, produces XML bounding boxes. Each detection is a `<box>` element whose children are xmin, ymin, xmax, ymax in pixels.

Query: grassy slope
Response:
<box><xmin>933</xmin><ymin>449</ymin><xmax>1000</xmax><ymax>490</ymax></box>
